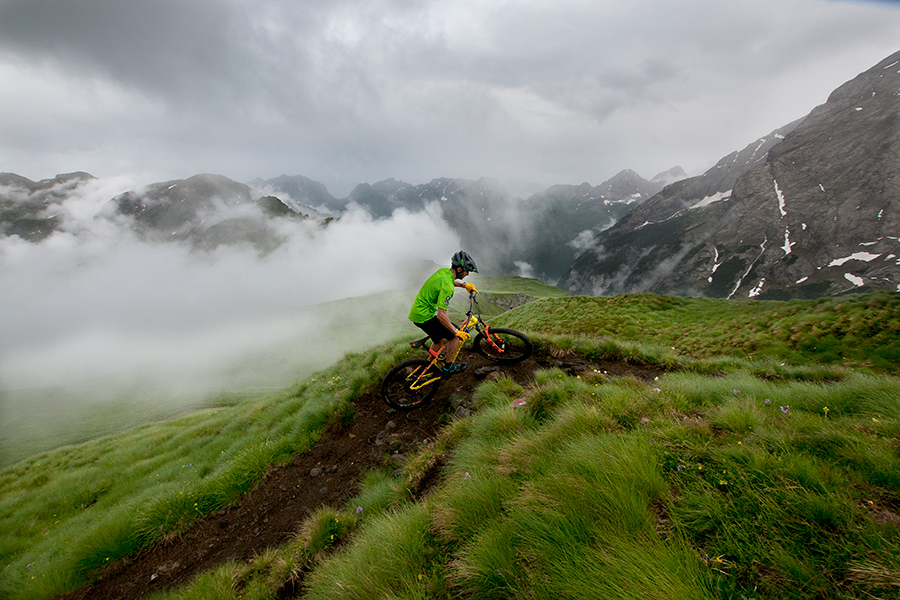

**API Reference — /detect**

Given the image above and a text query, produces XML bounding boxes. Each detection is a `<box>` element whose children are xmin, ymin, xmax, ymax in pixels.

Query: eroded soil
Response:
<box><xmin>54</xmin><ymin>348</ymin><xmax>665</xmax><ymax>600</ymax></box>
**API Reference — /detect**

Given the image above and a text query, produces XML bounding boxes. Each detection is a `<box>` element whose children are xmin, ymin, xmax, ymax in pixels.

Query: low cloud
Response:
<box><xmin>514</xmin><ymin>261</ymin><xmax>535</xmax><ymax>279</ymax></box>
<box><xmin>1</xmin><ymin>176</ymin><xmax>458</xmax><ymax>396</ymax></box>
<box><xmin>569</xmin><ymin>229</ymin><xmax>597</xmax><ymax>254</ymax></box>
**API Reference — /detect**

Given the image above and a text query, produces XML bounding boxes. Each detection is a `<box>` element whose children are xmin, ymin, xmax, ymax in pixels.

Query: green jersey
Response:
<box><xmin>409</xmin><ymin>268</ymin><xmax>455</xmax><ymax>324</ymax></box>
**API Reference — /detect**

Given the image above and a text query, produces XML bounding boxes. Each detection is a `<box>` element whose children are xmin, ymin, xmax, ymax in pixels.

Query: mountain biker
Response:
<box><xmin>409</xmin><ymin>251</ymin><xmax>479</xmax><ymax>374</ymax></box>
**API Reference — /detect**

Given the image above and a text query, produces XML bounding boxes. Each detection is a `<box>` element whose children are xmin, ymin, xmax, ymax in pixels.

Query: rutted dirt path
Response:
<box><xmin>55</xmin><ymin>348</ymin><xmax>666</xmax><ymax>600</ymax></box>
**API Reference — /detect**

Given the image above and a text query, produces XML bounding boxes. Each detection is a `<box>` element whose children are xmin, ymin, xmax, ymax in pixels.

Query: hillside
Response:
<box><xmin>0</xmin><ymin>273</ymin><xmax>564</xmax><ymax>469</ymax></box>
<box><xmin>2</xmin><ymin>290</ymin><xmax>899</xmax><ymax>600</ymax></box>
<box><xmin>561</xmin><ymin>49</ymin><xmax>900</xmax><ymax>299</ymax></box>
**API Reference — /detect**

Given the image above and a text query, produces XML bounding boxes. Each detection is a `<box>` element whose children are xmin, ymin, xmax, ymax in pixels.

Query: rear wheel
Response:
<box><xmin>381</xmin><ymin>358</ymin><xmax>442</xmax><ymax>410</ymax></box>
<box><xmin>474</xmin><ymin>328</ymin><xmax>533</xmax><ymax>364</ymax></box>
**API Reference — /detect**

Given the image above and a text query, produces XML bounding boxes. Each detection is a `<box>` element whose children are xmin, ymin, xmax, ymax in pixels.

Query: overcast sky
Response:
<box><xmin>1</xmin><ymin>0</ymin><xmax>899</xmax><ymax>196</ymax></box>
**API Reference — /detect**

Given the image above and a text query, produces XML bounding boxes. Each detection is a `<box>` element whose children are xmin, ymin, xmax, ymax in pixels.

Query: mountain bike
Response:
<box><xmin>381</xmin><ymin>291</ymin><xmax>533</xmax><ymax>411</ymax></box>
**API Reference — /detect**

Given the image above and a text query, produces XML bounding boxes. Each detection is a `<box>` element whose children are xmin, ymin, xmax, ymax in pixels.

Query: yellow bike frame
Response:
<box><xmin>406</xmin><ymin>295</ymin><xmax>482</xmax><ymax>390</ymax></box>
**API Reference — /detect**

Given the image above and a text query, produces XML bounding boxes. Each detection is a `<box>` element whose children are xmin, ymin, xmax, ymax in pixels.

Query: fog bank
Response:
<box><xmin>0</xmin><ymin>176</ymin><xmax>459</xmax><ymax>463</ymax></box>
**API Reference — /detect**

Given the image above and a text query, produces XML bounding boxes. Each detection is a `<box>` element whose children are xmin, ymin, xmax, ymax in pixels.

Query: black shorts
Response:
<box><xmin>414</xmin><ymin>316</ymin><xmax>455</xmax><ymax>344</ymax></box>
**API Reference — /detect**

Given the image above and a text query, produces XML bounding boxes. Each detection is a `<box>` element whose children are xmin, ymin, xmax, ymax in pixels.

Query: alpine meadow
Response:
<box><xmin>2</xmin><ymin>281</ymin><xmax>899</xmax><ymax>599</ymax></box>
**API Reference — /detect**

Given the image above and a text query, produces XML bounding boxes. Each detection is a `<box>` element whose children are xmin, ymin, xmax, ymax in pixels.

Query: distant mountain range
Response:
<box><xmin>0</xmin><ymin>164</ymin><xmax>682</xmax><ymax>282</ymax></box>
<box><xmin>3</xmin><ymin>49</ymin><xmax>899</xmax><ymax>299</ymax></box>
<box><xmin>258</xmin><ymin>167</ymin><xmax>684</xmax><ymax>278</ymax></box>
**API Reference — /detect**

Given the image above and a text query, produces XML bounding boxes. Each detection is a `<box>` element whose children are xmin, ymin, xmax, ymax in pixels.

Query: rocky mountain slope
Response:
<box><xmin>560</xmin><ymin>49</ymin><xmax>900</xmax><ymax>300</ymax></box>
<box><xmin>0</xmin><ymin>172</ymin><xmax>325</xmax><ymax>253</ymax></box>
<box><xmin>0</xmin><ymin>171</ymin><xmax>94</xmax><ymax>241</ymax></box>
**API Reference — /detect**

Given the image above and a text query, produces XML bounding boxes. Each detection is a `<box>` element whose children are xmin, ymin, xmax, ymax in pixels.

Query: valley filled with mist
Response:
<box><xmin>0</xmin><ymin>175</ymin><xmax>464</xmax><ymax>465</ymax></box>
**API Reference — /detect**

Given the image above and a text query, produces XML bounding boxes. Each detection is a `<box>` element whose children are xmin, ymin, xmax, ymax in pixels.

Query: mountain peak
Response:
<box><xmin>651</xmin><ymin>166</ymin><xmax>687</xmax><ymax>185</ymax></box>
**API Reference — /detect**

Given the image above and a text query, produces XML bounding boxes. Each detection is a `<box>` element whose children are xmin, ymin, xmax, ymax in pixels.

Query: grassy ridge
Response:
<box><xmin>0</xmin><ymin>278</ymin><xmax>562</xmax><ymax>469</ymax></box>
<box><xmin>299</xmin><ymin>363</ymin><xmax>899</xmax><ymax>599</ymax></box>
<box><xmin>495</xmin><ymin>292</ymin><xmax>900</xmax><ymax>370</ymax></box>
<box><xmin>0</xmin><ymin>346</ymin><xmax>407</xmax><ymax>599</ymax></box>
<box><xmin>2</xmin><ymin>289</ymin><xmax>900</xmax><ymax>599</ymax></box>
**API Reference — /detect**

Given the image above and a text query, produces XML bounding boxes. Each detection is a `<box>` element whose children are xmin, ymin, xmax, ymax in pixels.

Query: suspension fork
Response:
<box><xmin>481</xmin><ymin>324</ymin><xmax>507</xmax><ymax>354</ymax></box>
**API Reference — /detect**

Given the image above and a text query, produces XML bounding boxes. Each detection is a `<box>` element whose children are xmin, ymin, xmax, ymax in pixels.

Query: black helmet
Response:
<box><xmin>451</xmin><ymin>250</ymin><xmax>478</xmax><ymax>273</ymax></box>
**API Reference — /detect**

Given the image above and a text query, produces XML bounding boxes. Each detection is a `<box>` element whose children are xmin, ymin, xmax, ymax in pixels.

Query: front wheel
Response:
<box><xmin>381</xmin><ymin>358</ymin><xmax>442</xmax><ymax>410</ymax></box>
<box><xmin>474</xmin><ymin>328</ymin><xmax>533</xmax><ymax>364</ymax></box>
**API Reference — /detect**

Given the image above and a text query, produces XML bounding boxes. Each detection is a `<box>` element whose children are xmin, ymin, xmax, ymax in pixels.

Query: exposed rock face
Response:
<box><xmin>0</xmin><ymin>172</ymin><xmax>95</xmax><ymax>241</ymax></box>
<box><xmin>110</xmin><ymin>173</ymin><xmax>309</xmax><ymax>252</ymax></box>
<box><xmin>560</xmin><ymin>50</ymin><xmax>900</xmax><ymax>300</ymax></box>
<box><xmin>509</xmin><ymin>168</ymin><xmax>684</xmax><ymax>280</ymax></box>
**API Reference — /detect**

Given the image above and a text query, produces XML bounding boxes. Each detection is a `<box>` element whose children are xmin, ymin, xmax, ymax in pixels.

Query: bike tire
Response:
<box><xmin>474</xmin><ymin>328</ymin><xmax>533</xmax><ymax>364</ymax></box>
<box><xmin>381</xmin><ymin>358</ymin><xmax>442</xmax><ymax>411</ymax></box>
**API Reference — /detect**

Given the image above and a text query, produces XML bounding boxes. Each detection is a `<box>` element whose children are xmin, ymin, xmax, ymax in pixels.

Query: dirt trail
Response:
<box><xmin>54</xmin><ymin>348</ymin><xmax>665</xmax><ymax>600</ymax></box>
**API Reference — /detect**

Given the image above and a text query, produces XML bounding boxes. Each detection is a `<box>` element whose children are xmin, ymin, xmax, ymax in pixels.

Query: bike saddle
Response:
<box><xmin>410</xmin><ymin>336</ymin><xmax>430</xmax><ymax>349</ymax></box>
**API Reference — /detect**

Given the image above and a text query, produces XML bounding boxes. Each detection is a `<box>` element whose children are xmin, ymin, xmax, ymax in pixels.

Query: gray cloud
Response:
<box><xmin>0</xmin><ymin>0</ymin><xmax>248</xmax><ymax>97</ymax></box>
<box><xmin>0</xmin><ymin>0</ymin><xmax>899</xmax><ymax>195</ymax></box>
